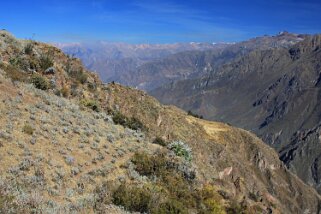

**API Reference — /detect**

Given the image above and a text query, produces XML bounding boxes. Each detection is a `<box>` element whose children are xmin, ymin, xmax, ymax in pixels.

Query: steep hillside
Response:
<box><xmin>151</xmin><ymin>34</ymin><xmax>321</xmax><ymax>193</ymax></box>
<box><xmin>0</xmin><ymin>30</ymin><xmax>320</xmax><ymax>213</ymax></box>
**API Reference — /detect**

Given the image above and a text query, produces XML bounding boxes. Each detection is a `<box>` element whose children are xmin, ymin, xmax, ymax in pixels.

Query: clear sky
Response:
<box><xmin>1</xmin><ymin>0</ymin><xmax>321</xmax><ymax>44</ymax></box>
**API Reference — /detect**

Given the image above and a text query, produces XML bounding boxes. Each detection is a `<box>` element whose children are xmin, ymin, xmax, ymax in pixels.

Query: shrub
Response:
<box><xmin>31</xmin><ymin>74</ymin><xmax>49</xmax><ymax>90</ymax></box>
<box><xmin>112</xmin><ymin>112</ymin><xmax>145</xmax><ymax>131</ymax></box>
<box><xmin>197</xmin><ymin>185</ymin><xmax>226</xmax><ymax>214</ymax></box>
<box><xmin>80</xmin><ymin>99</ymin><xmax>100</xmax><ymax>112</ymax></box>
<box><xmin>112</xmin><ymin>183</ymin><xmax>152</xmax><ymax>213</ymax></box>
<box><xmin>126</xmin><ymin>117</ymin><xmax>144</xmax><ymax>130</ymax></box>
<box><xmin>161</xmin><ymin>173</ymin><xmax>196</xmax><ymax>207</ymax></box>
<box><xmin>23</xmin><ymin>124</ymin><xmax>34</xmax><ymax>135</ymax></box>
<box><xmin>76</xmin><ymin>71</ymin><xmax>88</xmax><ymax>84</ymax></box>
<box><xmin>151</xmin><ymin>199</ymin><xmax>187</xmax><ymax>214</ymax></box>
<box><xmin>131</xmin><ymin>152</ymin><xmax>197</xmax><ymax>208</ymax></box>
<box><xmin>112</xmin><ymin>112</ymin><xmax>127</xmax><ymax>126</ymax></box>
<box><xmin>24</xmin><ymin>42</ymin><xmax>34</xmax><ymax>55</ymax></box>
<box><xmin>152</xmin><ymin>137</ymin><xmax>167</xmax><ymax>146</ymax></box>
<box><xmin>60</xmin><ymin>86</ymin><xmax>70</xmax><ymax>98</ymax></box>
<box><xmin>131</xmin><ymin>152</ymin><xmax>167</xmax><ymax>177</ymax></box>
<box><xmin>39</xmin><ymin>54</ymin><xmax>54</xmax><ymax>70</ymax></box>
<box><xmin>168</xmin><ymin>141</ymin><xmax>192</xmax><ymax>162</ymax></box>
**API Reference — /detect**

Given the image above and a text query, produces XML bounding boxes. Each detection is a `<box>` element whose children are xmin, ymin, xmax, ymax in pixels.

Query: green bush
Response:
<box><xmin>197</xmin><ymin>185</ymin><xmax>226</xmax><ymax>214</ymax></box>
<box><xmin>39</xmin><ymin>54</ymin><xmax>54</xmax><ymax>70</ymax></box>
<box><xmin>80</xmin><ymin>99</ymin><xmax>100</xmax><ymax>112</ymax></box>
<box><xmin>152</xmin><ymin>137</ymin><xmax>167</xmax><ymax>146</ymax></box>
<box><xmin>131</xmin><ymin>152</ymin><xmax>197</xmax><ymax>208</ymax></box>
<box><xmin>168</xmin><ymin>141</ymin><xmax>192</xmax><ymax>162</ymax></box>
<box><xmin>131</xmin><ymin>152</ymin><xmax>167</xmax><ymax>177</ymax></box>
<box><xmin>151</xmin><ymin>199</ymin><xmax>187</xmax><ymax>214</ymax></box>
<box><xmin>24</xmin><ymin>42</ymin><xmax>34</xmax><ymax>55</ymax></box>
<box><xmin>31</xmin><ymin>74</ymin><xmax>49</xmax><ymax>90</ymax></box>
<box><xmin>113</xmin><ymin>183</ymin><xmax>152</xmax><ymax>213</ymax></box>
<box><xmin>112</xmin><ymin>112</ymin><xmax>127</xmax><ymax>126</ymax></box>
<box><xmin>161</xmin><ymin>173</ymin><xmax>196</xmax><ymax>207</ymax></box>
<box><xmin>126</xmin><ymin>117</ymin><xmax>144</xmax><ymax>130</ymax></box>
<box><xmin>112</xmin><ymin>112</ymin><xmax>145</xmax><ymax>131</ymax></box>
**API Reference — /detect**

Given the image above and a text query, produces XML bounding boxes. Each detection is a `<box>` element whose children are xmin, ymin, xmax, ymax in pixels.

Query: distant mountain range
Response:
<box><xmin>56</xmin><ymin>41</ymin><xmax>229</xmax><ymax>86</ymax></box>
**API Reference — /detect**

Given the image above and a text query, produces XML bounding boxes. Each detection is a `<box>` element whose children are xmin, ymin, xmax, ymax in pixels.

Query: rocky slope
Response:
<box><xmin>151</xmin><ymin>34</ymin><xmax>321</xmax><ymax>193</ymax></box>
<box><xmin>0</xmin><ymin>30</ymin><xmax>320</xmax><ymax>213</ymax></box>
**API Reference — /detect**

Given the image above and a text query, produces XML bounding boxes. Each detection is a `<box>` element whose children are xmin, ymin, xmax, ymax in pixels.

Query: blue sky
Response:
<box><xmin>1</xmin><ymin>0</ymin><xmax>321</xmax><ymax>44</ymax></box>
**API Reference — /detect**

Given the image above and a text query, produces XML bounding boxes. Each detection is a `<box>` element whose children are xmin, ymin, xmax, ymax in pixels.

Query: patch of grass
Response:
<box><xmin>23</xmin><ymin>124</ymin><xmax>34</xmax><ymax>135</ymax></box>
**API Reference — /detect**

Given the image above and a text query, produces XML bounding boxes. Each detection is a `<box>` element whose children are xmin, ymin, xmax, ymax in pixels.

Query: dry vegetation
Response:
<box><xmin>0</xmin><ymin>30</ymin><xmax>319</xmax><ymax>214</ymax></box>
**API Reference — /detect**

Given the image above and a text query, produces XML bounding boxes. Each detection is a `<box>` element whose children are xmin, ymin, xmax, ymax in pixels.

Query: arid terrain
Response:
<box><xmin>0</xmin><ymin>30</ymin><xmax>320</xmax><ymax>213</ymax></box>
